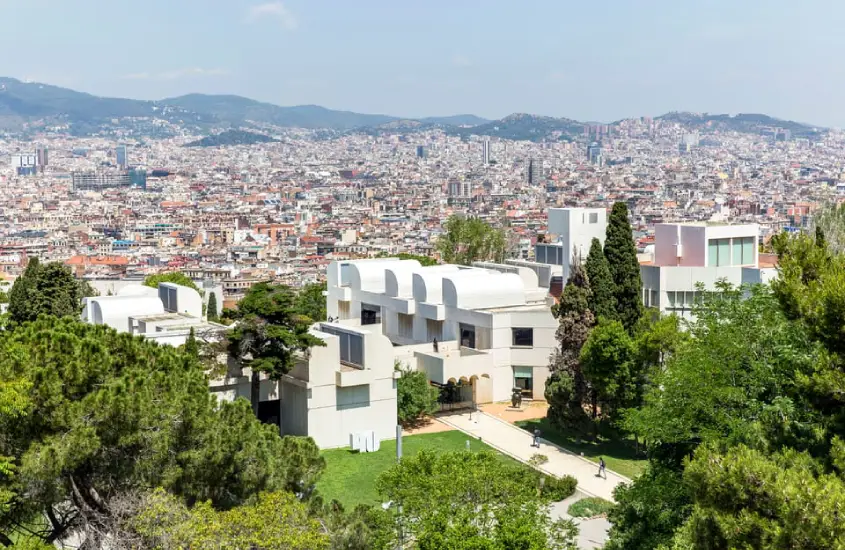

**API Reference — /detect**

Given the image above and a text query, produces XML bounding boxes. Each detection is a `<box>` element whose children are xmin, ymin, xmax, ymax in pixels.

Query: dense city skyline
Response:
<box><xmin>2</xmin><ymin>0</ymin><xmax>845</xmax><ymax>126</ymax></box>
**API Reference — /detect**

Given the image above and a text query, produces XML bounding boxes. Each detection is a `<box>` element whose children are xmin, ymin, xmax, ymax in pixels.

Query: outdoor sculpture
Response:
<box><xmin>511</xmin><ymin>387</ymin><xmax>523</xmax><ymax>409</ymax></box>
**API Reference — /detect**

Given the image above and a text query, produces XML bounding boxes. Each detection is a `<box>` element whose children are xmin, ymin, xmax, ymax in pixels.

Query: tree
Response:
<box><xmin>8</xmin><ymin>259</ymin><xmax>86</xmax><ymax>324</ymax></box>
<box><xmin>184</xmin><ymin>327</ymin><xmax>199</xmax><ymax>362</ymax></box>
<box><xmin>435</xmin><ymin>215</ymin><xmax>507</xmax><ymax>265</ymax></box>
<box><xmin>546</xmin><ymin>261</ymin><xmax>594</xmax><ymax>430</ymax></box>
<box><xmin>206</xmin><ymin>291</ymin><xmax>219</xmax><ymax>322</ymax></box>
<box><xmin>585</xmin><ymin>237</ymin><xmax>616</xmax><ymax>321</ymax></box>
<box><xmin>143</xmin><ymin>272</ymin><xmax>200</xmax><ymax>293</ymax></box>
<box><xmin>227</xmin><ymin>283</ymin><xmax>325</xmax><ymax>417</ymax></box>
<box><xmin>396</xmin><ymin>365</ymin><xmax>439</xmax><ymax>427</ymax></box>
<box><xmin>604</xmin><ymin>203</ymin><xmax>643</xmax><ymax>333</ymax></box>
<box><xmin>580</xmin><ymin>318</ymin><xmax>636</xmax><ymax>421</ymax></box>
<box><xmin>395</xmin><ymin>253</ymin><xmax>438</xmax><ymax>266</ymax></box>
<box><xmin>131</xmin><ymin>488</ymin><xmax>330</xmax><ymax>550</ymax></box>
<box><xmin>0</xmin><ymin>317</ymin><xmax>323</xmax><ymax>546</ymax></box>
<box><xmin>376</xmin><ymin>450</ymin><xmax>578</xmax><ymax>549</ymax></box>
<box><xmin>294</xmin><ymin>281</ymin><xmax>327</xmax><ymax>324</ymax></box>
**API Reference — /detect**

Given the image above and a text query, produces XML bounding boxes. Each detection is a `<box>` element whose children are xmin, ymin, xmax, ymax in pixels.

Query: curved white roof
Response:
<box><xmin>442</xmin><ymin>271</ymin><xmax>526</xmax><ymax>309</ymax></box>
<box><xmin>89</xmin><ymin>295</ymin><xmax>165</xmax><ymax>326</ymax></box>
<box><xmin>385</xmin><ymin>261</ymin><xmax>423</xmax><ymax>298</ymax></box>
<box><xmin>117</xmin><ymin>285</ymin><xmax>159</xmax><ymax>297</ymax></box>
<box><xmin>411</xmin><ymin>265</ymin><xmax>462</xmax><ymax>304</ymax></box>
<box><xmin>348</xmin><ymin>259</ymin><xmax>410</xmax><ymax>293</ymax></box>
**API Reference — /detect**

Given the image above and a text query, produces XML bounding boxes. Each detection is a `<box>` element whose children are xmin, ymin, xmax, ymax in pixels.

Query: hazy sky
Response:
<box><xmin>1</xmin><ymin>0</ymin><xmax>842</xmax><ymax>125</ymax></box>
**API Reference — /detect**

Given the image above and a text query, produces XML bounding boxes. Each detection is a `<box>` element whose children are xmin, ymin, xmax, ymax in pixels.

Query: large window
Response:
<box><xmin>732</xmin><ymin>236</ymin><xmax>755</xmax><ymax>265</ymax></box>
<box><xmin>707</xmin><ymin>238</ymin><xmax>731</xmax><ymax>267</ymax></box>
<box><xmin>511</xmin><ymin>327</ymin><xmax>534</xmax><ymax>347</ymax></box>
<box><xmin>513</xmin><ymin>366</ymin><xmax>533</xmax><ymax>397</ymax></box>
<box><xmin>397</xmin><ymin>313</ymin><xmax>414</xmax><ymax>338</ymax></box>
<box><xmin>361</xmin><ymin>303</ymin><xmax>381</xmax><ymax>325</ymax></box>
<box><xmin>320</xmin><ymin>325</ymin><xmax>364</xmax><ymax>367</ymax></box>
<box><xmin>336</xmin><ymin>385</ymin><xmax>370</xmax><ymax>411</ymax></box>
<box><xmin>459</xmin><ymin>323</ymin><xmax>476</xmax><ymax>349</ymax></box>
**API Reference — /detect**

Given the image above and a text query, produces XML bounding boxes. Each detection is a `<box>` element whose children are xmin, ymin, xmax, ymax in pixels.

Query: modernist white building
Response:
<box><xmin>640</xmin><ymin>222</ymin><xmax>777</xmax><ymax>318</ymax></box>
<box><xmin>326</xmin><ymin>257</ymin><xmax>561</xmax><ymax>404</ymax></box>
<box><xmin>535</xmin><ymin>207</ymin><xmax>607</xmax><ymax>281</ymax></box>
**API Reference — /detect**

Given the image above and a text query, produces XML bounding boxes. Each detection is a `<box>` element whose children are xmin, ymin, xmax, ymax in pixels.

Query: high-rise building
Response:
<box><xmin>72</xmin><ymin>169</ymin><xmax>146</xmax><ymax>191</ymax></box>
<box><xmin>527</xmin><ymin>158</ymin><xmax>542</xmax><ymax>185</ymax></box>
<box><xmin>116</xmin><ymin>145</ymin><xmax>128</xmax><ymax>168</ymax></box>
<box><xmin>11</xmin><ymin>154</ymin><xmax>37</xmax><ymax>176</ymax></box>
<box><xmin>416</xmin><ymin>145</ymin><xmax>427</xmax><ymax>158</ymax></box>
<box><xmin>587</xmin><ymin>142</ymin><xmax>602</xmax><ymax>165</ymax></box>
<box><xmin>36</xmin><ymin>146</ymin><xmax>48</xmax><ymax>170</ymax></box>
<box><xmin>482</xmin><ymin>139</ymin><xmax>490</xmax><ymax>165</ymax></box>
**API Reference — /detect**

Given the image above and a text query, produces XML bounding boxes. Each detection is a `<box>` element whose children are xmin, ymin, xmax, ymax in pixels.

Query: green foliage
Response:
<box><xmin>547</xmin><ymin>262</ymin><xmax>594</xmax><ymax>429</ymax></box>
<box><xmin>0</xmin><ymin>317</ymin><xmax>321</xmax><ymax>544</ymax></box>
<box><xmin>604</xmin><ymin>203</ymin><xmax>643</xmax><ymax>333</ymax></box>
<box><xmin>227</xmin><ymin>283</ymin><xmax>325</xmax><ymax>400</ymax></box>
<box><xmin>206</xmin><ymin>292</ymin><xmax>219</xmax><ymax>322</ymax></box>
<box><xmin>377</xmin><ymin>450</ymin><xmax>578</xmax><ymax>549</ymax></box>
<box><xmin>294</xmin><ymin>281</ymin><xmax>327</xmax><ymax>323</ymax></box>
<box><xmin>396</xmin><ymin>366</ymin><xmax>439</xmax><ymax>427</ymax></box>
<box><xmin>537</xmin><ymin>474</ymin><xmax>578</xmax><ymax>501</ymax></box>
<box><xmin>143</xmin><ymin>271</ymin><xmax>200</xmax><ymax>293</ymax></box>
<box><xmin>605</xmin><ymin>464</ymin><xmax>691</xmax><ymax>550</ymax></box>
<box><xmin>581</xmin><ymin>318</ymin><xmax>638</xmax><ymax>421</ymax></box>
<box><xmin>395</xmin><ymin>253</ymin><xmax>438</xmax><ymax>266</ymax></box>
<box><xmin>567</xmin><ymin>497</ymin><xmax>614</xmax><ymax>518</ymax></box>
<box><xmin>183</xmin><ymin>327</ymin><xmax>199</xmax><ymax>362</ymax></box>
<box><xmin>8</xmin><ymin>259</ymin><xmax>87</xmax><ymax>324</ymax></box>
<box><xmin>132</xmin><ymin>488</ymin><xmax>329</xmax><ymax>549</ymax></box>
<box><xmin>185</xmin><ymin>129</ymin><xmax>278</xmax><ymax>147</ymax></box>
<box><xmin>585</xmin><ymin>237</ymin><xmax>616</xmax><ymax>320</ymax></box>
<box><xmin>435</xmin><ymin>215</ymin><xmax>508</xmax><ymax>265</ymax></box>
<box><xmin>634</xmin><ymin>313</ymin><xmax>687</xmax><ymax>372</ymax></box>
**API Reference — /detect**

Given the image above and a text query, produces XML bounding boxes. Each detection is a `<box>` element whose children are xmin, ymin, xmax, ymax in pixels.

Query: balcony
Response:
<box><xmin>335</xmin><ymin>365</ymin><xmax>375</xmax><ymax>387</ymax></box>
<box><xmin>414</xmin><ymin>342</ymin><xmax>491</xmax><ymax>385</ymax></box>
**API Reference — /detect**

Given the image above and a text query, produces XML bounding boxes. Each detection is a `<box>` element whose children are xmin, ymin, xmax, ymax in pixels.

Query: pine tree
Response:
<box><xmin>8</xmin><ymin>257</ymin><xmax>41</xmax><ymax>324</ymax></box>
<box><xmin>207</xmin><ymin>292</ymin><xmax>219</xmax><ymax>322</ymax></box>
<box><xmin>604</xmin><ymin>202</ymin><xmax>643</xmax><ymax>334</ymax></box>
<box><xmin>585</xmin><ymin>237</ymin><xmax>616</xmax><ymax>321</ymax></box>
<box><xmin>184</xmin><ymin>327</ymin><xmax>199</xmax><ymax>361</ymax></box>
<box><xmin>546</xmin><ymin>258</ymin><xmax>594</xmax><ymax>430</ymax></box>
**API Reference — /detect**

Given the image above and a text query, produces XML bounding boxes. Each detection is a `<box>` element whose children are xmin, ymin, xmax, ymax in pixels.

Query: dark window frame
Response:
<box><xmin>511</xmin><ymin>327</ymin><xmax>534</xmax><ymax>347</ymax></box>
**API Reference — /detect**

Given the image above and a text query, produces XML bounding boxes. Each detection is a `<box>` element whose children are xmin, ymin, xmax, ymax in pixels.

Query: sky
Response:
<box><xmin>0</xmin><ymin>0</ymin><xmax>843</xmax><ymax>125</ymax></box>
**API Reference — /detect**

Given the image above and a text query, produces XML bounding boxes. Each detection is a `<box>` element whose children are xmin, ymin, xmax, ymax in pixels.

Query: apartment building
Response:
<box><xmin>326</xmin><ymin>257</ymin><xmax>560</xmax><ymax>404</ymax></box>
<box><xmin>535</xmin><ymin>207</ymin><xmax>607</xmax><ymax>280</ymax></box>
<box><xmin>640</xmin><ymin>222</ymin><xmax>777</xmax><ymax>318</ymax></box>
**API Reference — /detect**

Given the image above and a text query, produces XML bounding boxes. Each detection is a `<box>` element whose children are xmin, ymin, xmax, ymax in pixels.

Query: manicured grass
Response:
<box><xmin>568</xmin><ymin>497</ymin><xmax>615</xmax><ymax>518</ymax></box>
<box><xmin>517</xmin><ymin>418</ymin><xmax>647</xmax><ymax>479</ymax></box>
<box><xmin>316</xmin><ymin>431</ymin><xmax>502</xmax><ymax>509</ymax></box>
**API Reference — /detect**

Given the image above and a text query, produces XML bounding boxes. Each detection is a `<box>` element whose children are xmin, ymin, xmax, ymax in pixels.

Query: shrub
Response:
<box><xmin>567</xmin><ymin>497</ymin><xmax>615</xmax><ymax>518</ymax></box>
<box><xmin>529</xmin><ymin>454</ymin><xmax>549</xmax><ymax>467</ymax></box>
<box><xmin>396</xmin><ymin>365</ymin><xmax>439</xmax><ymax>426</ymax></box>
<box><xmin>537</xmin><ymin>474</ymin><xmax>578</xmax><ymax>501</ymax></box>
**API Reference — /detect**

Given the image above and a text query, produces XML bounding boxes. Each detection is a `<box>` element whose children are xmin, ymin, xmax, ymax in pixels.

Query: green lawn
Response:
<box><xmin>316</xmin><ymin>431</ymin><xmax>501</xmax><ymax>508</ymax></box>
<box><xmin>517</xmin><ymin>418</ymin><xmax>647</xmax><ymax>479</ymax></box>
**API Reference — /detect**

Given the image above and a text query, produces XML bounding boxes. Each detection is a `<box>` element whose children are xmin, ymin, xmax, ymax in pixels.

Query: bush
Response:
<box><xmin>537</xmin><ymin>474</ymin><xmax>578</xmax><ymax>501</ymax></box>
<box><xmin>396</xmin><ymin>365</ymin><xmax>439</xmax><ymax>426</ymax></box>
<box><xmin>529</xmin><ymin>454</ymin><xmax>549</xmax><ymax>467</ymax></box>
<box><xmin>567</xmin><ymin>497</ymin><xmax>615</xmax><ymax>518</ymax></box>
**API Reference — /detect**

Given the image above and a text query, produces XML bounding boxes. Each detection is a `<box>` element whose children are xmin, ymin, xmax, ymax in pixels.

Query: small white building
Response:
<box><xmin>280</xmin><ymin>322</ymin><xmax>399</xmax><ymax>449</ymax></box>
<box><xmin>640</xmin><ymin>222</ymin><xmax>777</xmax><ymax>318</ymax></box>
<box><xmin>326</xmin><ymin>257</ymin><xmax>560</xmax><ymax>405</ymax></box>
<box><xmin>535</xmin><ymin>207</ymin><xmax>607</xmax><ymax>281</ymax></box>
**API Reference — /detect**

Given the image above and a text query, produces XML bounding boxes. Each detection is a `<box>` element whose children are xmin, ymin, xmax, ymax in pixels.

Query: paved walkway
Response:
<box><xmin>439</xmin><ymin>411</ymin><xmax>629</xmax><ymax>502</ymax></box>
<box><xmin>551</xmin><ymin>492</ymin><xmax>611</xmax><ymax>549</ymax></box>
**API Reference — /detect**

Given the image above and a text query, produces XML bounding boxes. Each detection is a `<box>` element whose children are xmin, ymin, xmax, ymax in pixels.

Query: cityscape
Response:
<box><xmin>2</xmin><ymin>1</ymin><xmax>845</xmax><ymax>549</ymax></box>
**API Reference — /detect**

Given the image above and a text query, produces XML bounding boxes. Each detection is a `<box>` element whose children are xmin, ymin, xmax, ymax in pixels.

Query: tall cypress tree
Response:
<box><xmin>546</xmin><ymin>258</ymin><xmax>594</xmax><ymax>430</ymax></box>
<box><xmin>8</xmin><ymin>258</ymin><xmax>41</xmax><ymax>324</ymax></box>
<box><xmin>585</xmin><ymin>237</ymin><xmax>616</xmax><ymax>321</ymax></box>
<box><xmin>604</xmin><ymin>203</ymin><xmax>643</xmax><ymax>334</ymax></box>
<box><xmin>207</xmin><ymin>292</ymin><xmax>219</xmax><ymax>322</ymax></box>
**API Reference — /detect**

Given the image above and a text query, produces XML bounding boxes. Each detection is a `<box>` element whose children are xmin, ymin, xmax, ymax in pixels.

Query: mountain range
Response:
<box><xmin>0</xmin><ymin>76</ymin><xmax>824</xmax><ymax>140</ymax></box>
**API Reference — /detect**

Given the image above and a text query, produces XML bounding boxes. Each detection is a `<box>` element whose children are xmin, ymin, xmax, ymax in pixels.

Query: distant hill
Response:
<box><xmin>448</xmin><ymin>113</ymin><xmax>586</xmax><ymax>142</ymax></box>
<box><xmin>657</xmin><ymin>112</ymin><xmax>823</xmax><ymax>137</ymax></box>
<box><xmin>184</xmin><ymin>130</ymin><xmax>278</xmax><ymax>147</ymax></box>
<box><xmin>419</xmin><ymin>114</ymin><xmax>488</xmax><ymax>126</ymax></box>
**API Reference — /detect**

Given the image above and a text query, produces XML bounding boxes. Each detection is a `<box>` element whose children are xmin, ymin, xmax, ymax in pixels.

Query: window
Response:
<box><xmin>708</xmin><ymin>238</ymin><xmax>731</xmax><ymax>266</ymax></box>
<box><xmin>397</xmin><ymin>313</ymin><xmax>413</xmax><ymax>338</ymax></box>
<box><xmin>459</xmin><ymin>323</ymin><xmax>476</xmax><ymax>349</ymax></box>
<box><xmin>320</xmin><ymin>325</ymin><xmax>364</xmax><ymax>368</ymax></box>
<box><xmin>336</xmin><ymin>385</ymin><xmax>370</xmax><ymax>411</ymax></box>
<box><xmin>514</xmin><ymin>366</ymin><xmax>534</xmax><ymax>397</ymax></box>
<box><xmin>589</xmin><ymin>212</ymin><xmax>599</xmax><ymax>224</ymax></box>
<box><xmin>426</xmin><ymin>319</ymin><xmax>443</xmax><ymax>342</ymax></box>
<box><xmin>732</xmin><ymin>236</ymin><xmax>755</xmax><ymax>265</ymax></box>
<box><xmin>512</xmin><ymin>328</ymin><xmax>534</xmax><ymax>347</ymax></box>
<box><xmin>361</xmin><ymin>303</ymin><xmax>381</xmax><ymax>325</ymax></box>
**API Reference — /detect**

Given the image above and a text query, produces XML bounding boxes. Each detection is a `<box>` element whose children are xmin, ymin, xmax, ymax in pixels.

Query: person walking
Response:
<box><xmin>598</xmin><ymin>457</ymin><xmax>606</xmax><ymax>479</ymax></box>
<box><xmin>532</xmin><ymin>428</ymin><xmax>541</xmax><ymax>448</ymax></box>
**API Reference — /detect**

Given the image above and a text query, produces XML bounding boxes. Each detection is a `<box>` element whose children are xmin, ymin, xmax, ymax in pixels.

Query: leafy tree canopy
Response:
<box><xmin>294</xmin><ymin>281</ymin><xmax>327</xmax><ymax>324</ymax></box>
<box><xmin>8</xmin><ymin>259</ymin><xmax>89</xmax><ymax>324</ymax></box>
<box><xmin>142</xmin><ymin>272</ymin><xmax>200</xmax><ymax>293</ymax></box>
<box><xmin>435</xmin><ymin>215</ymin><xmax>507</xmax><ymax>265</ymax></box>
<box><xmin>396</xmin><ymin>365</ymin><xmax>439</xmax><ymax>427</ymax></box>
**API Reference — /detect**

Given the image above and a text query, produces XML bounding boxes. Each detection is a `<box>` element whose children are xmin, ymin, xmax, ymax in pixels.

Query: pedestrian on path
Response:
<box><xmin>532</xmin><ymin>428</ymin><xmax>541</xmax><ymax>448</ymax></box>
<box><xmin>598</xmin><ymin>457</ymin><xmax>606</xmax><ymax>479</ymax></box>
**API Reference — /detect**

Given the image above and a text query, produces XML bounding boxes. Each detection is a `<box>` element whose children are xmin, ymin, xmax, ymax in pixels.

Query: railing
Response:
<box><xmin>438</xmin><ymin>400</ymin><xmax>474</xmax><ymax>413</ymax></box>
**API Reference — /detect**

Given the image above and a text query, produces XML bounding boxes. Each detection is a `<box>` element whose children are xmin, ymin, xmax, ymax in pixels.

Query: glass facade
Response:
<box><xmin>708</xmin><ymin>236</ymin><xmax>754</xmax><ymax>267</ymax></box>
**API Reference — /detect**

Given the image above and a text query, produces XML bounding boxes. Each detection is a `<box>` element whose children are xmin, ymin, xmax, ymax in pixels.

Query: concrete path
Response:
<box><xmin>551</xmin><ymin>491</ymin><xmax>611</xmax><ymax>549</ymax></box>
<box><xmin>439</xmin><ymin>411</ymin><xmax>629</xmax><ymax>502</ymax></box>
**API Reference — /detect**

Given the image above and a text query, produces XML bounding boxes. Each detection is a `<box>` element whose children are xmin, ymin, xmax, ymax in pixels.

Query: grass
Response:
<box><xmin>517</xmin><ymin>418</ymin><xmax>647</xmax><ymax>479</ymax></box>
<box><xmin>567</xmin><ymin>497</ymin><xmax>615</xmax><ymax>518</ymax></box>
<box><xmin>316</xmin><ymin>431</ymin><xmax>504</xmax><ymax>509</ymax></box>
